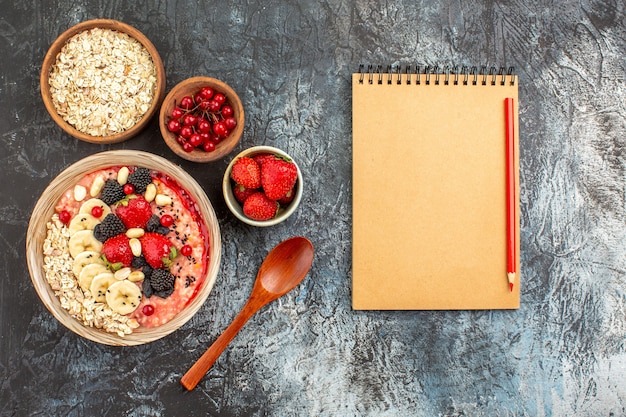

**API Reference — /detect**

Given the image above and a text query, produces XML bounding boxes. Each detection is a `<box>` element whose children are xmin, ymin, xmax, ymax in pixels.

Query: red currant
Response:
<box><xmin>213</xmin><ymin>121</ymin><xmax>228</xmax><ymax>137</ymax></box>
<box><xmin>180</xmin><ymin>125</ymin><xmax>193</xmax><ymax>139</ymax></box>
<box><xmin>183</xmin><ymin>114</ymin><xmax>197</xmax><ymax>126</ymax></box>
<box><xmin>214</xmin><ymin>93</ymin><xmax>226</xmax><ymax>106</ymax></box>
<box><xmin>182</xmin><ymin>141</ymin><xmax>195</xmax><ymax>152</ymax></box>
<box><xmin>142</xmin><ymin>305</ymin><xmax>155</xmax><ymax>316</ymax></box>
<box><xmin>59</xmin><ymin>210</ymin><xmax>71</xmax><ymax>224</ymax></box>
<box><xmin>221</xmin><ymin>105</ymin><xmax>234</xmax><ymax>118</ymax></box>
<box><xmin>160</xmin><ymin>214</ymin><xmax>174</xmax><ymax>227</ymax></box>
<box><xmin>197</xmin><ymin>119</ymin><xmax>211</xmax><ymax>134</ymax></box>
<box><xmin>189</xmin><ymin>133</ymin><xmax>203</xmax><ymax>147</ymax></box>
<box><xmin>123</xmin><ymin>183</ymin><xmax>135</xmax><ymax>195</ymax></box>
<box><xmin>194</xmin><ymin>93</ymin><xmax>205</xmax><ymax>104</ymax></box>
<box><xmin>199</xmin><ymin>101</ymin><xmax>211</xmax><ymax>111</ymax></box>
<box><xmin>202</xmin><ymin>141</ymin><xmax>216</xmax><ymax>152</ymax></box>
<box><xmin>167</xmin><ymin>119</ymin><xmax>181</xmax><ymax>133</ymax></box>
<box><xmin>180</xmin><ymin>95</ymin><xmax>194</xmax><ymax>110</ymax></box>
<box><xmin>181</xmin><ymin>245</ymin><xmax>193</xmax><ymax>257</ymax></box>
<box><xmin>171</xmin><ymin>107</ymin><xmax>184</xmax><ymax>119</ymax></box>
<box><xmin>208</xmin><ymin>100</ymin><xmax>221</xmax><ymax>112</ymax></box>
<box><xmin>176</xmin><ymin>135</ymin><xmax>186</xmax><ymax>145</ymax></box>
<box><xmin>199</xmin><ymin>86</ymin><xmax>214</xmax><ymax>100</ymax></box>
<box><xmin>91</xmin><ymin>206</ymin><xmax>104</xmax><ymax>218</ymax></box>
<box><xmin>224</xmin><ymin>117</ymin><xmax>237</xmax><ymax>130</ymax></box>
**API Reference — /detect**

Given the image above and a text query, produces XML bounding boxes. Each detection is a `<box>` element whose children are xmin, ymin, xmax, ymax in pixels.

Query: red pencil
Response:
<box><xmin>505</xmin><ymin>98</ymin><xmax>516</xmax><ymax>292</ymax></box>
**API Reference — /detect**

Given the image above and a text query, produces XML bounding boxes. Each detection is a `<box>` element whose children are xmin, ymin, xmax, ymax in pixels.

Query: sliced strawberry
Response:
<box><xmin>140</xmin><ymin>232</ymin><xmax>176</xmax><ymax>269</ymax></box>
<box><xmin>243</xmin><ymin>192</ymin><xmax>279</xmax><ymax>221</ymax></box>
<box><xmin>261</xmin><ymin>157</ymin><xmax>298</xmax><ymax>200</ymax></box>
<box><xmin>230</xmin><ymin>157</ymin><xmax>261</xmax><ymax>189</ymax></box>
<box><xmin>115</xmin><ymin>195</ymin><xmax>153</xmax><ymax>229</ymax></box>
<box><xmin>101</xmin><ymin>234</ymin><xmax>133</xmax><ymax>269</ymax></box>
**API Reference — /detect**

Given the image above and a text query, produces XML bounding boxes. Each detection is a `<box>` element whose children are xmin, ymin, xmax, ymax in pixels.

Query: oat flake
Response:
<box><xmin>48</xmin><ymin>27</ymin><xmax>157</xmax><ymax>137</ymax></box>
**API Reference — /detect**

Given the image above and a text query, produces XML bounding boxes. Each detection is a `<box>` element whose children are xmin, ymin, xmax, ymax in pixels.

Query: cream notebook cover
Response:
<box><xmin>352</xmin><ymin>66</ymin><xmax>520</xmax><ymax>310</ymax></box>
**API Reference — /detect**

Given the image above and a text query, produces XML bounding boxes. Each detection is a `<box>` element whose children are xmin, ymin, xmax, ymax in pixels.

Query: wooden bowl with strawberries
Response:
<box><xmin>222</xmin><ymin>146</ymin><xmax>303</xmax><ymax>227</ymax></box>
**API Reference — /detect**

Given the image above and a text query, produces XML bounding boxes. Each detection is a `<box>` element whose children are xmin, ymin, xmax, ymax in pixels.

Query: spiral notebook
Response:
<box><xmin>352</xmin><ymin>65</ymin><xmax>520</xmax><ymax>310</ymax></box>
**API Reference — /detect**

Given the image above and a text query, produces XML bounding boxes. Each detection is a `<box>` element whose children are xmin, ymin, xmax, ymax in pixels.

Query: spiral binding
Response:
<box><xmin>357</xmin><ymin>64</ymin><xmax>516</xmax><ymax>86</ymax></box>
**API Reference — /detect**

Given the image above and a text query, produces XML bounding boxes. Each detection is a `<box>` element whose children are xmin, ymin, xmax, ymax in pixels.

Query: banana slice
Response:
<box><xmin>106</xmin><ymin>280</ymin><xmax>142</xmax><ymax>315</ymax></box>
<box><xmin>72</xmin><ymin>250</ymin><xmax>105</xmax><ymax>277</ymax></box>
<box><xmin>90</xmin><ymin>272</ymin><xmax>117</xmax><ymax>302</ymax></box>
<box><xmin>68</xmin><ymin>229</ymin><xmax>103</xmax><ymax>258</ymax></box>
<box><xmin>68</xmin><ymin>212</ymin><xmax>101</xmax><ymax>236</ymax></box>
<box><xmin>78</xmin><ymin>263</ymin><xmax>109</xmax><ymax>292</ymax></box>
<box><xmin>79</xmin><ymin>198</ymin><xmax>111</xmax><ymax>218</ymax></box>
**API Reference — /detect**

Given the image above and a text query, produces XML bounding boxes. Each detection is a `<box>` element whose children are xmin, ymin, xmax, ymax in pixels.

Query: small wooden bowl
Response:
<box><xmin>26</xmin><ymin>151</ymin><xmax>222</xmax><ymax>346</ymax></box>
<box><xmin>40</xmin><ymin>19</ymin><xmax>166</xmax><ymax>144</ymax></box>
<box><xmin>159</xmin><ymin>76</ymin><xmax>244</xmax><ymax>162</ymax></box>
<box><xmin>223</xmin><ymin>146</ymin><xmax>303</xmax><ymax>227</ymax></box>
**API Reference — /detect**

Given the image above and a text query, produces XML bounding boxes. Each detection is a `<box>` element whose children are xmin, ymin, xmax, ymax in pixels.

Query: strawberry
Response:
<box><xmin>243</xmin><ymin>192</ymin><xmax>279</xmax><ymax>221</ymax></box>
<box><xmin>232</xmin><ymin>183</ymin><xmax>257</xmax><ymax>204</ymax></box>
<box><xmin>140</xmin><ymin>232</ymin><xmax>176</xmax><ymax>269</ymax></box>
<box><xmin>277</xmin><ymin>186</ymin><xmax>295</xmax><ymax>206</ymax></box>
<box><xmin>261</xmin><ymin>156</ymin><xmax>298</xmax><ymax>200</ymax></box>
<box><xmin>115</xmin><ymin>195</ymin><xmax>153</xmax><ymax>229</ymax></box>
<box><xmin>101</xmin><ymin>234</ymin><xmax>133</xmax><ymax>268</ymax></box>
<box><xmin>251</xmin><ymin>153</ymin><xmax>275</xmax><ymax>168</ymax></box>
<box><xmin>230</xmin><ymin>157</ymin><xmax>261</xmax><ymax>189</ymax></box>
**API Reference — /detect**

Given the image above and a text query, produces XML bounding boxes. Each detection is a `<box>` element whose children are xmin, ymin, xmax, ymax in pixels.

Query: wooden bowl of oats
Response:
<box><xmin>26</xmin><ymin>150</ymin><xmax>222</xmax><ymax>345</ymax></box>
<box><xmin>40</xmin><ymin>19</ymin><xmax>166</xmax><ymax>144</ymax></box>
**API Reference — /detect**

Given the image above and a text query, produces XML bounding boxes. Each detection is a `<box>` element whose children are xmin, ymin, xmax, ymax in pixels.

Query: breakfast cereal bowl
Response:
<box><xmin>223</xmin><ymin>146</ymin><xmax>303</xmax><ymax>227</ymax></box>
<box><xmin>26</xmin><ymin>151</ymin><xmax>221</xmax><ymax>345</ymax></box>
<box><xmin>40</xmin><ymin>19</ymin><xmax>166</xmax><ymax>144</ymax></box>
<box><xmin>159</xmin><ymin>76</ymin><xmax>244</xmax><ymax>162</ymax></box>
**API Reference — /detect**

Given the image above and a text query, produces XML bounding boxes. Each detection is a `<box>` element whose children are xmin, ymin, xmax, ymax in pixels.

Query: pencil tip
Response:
<box><xmin>509</xmin><ymin>282</ymin><xmax>514</xmax><ymax>292</ymax></box>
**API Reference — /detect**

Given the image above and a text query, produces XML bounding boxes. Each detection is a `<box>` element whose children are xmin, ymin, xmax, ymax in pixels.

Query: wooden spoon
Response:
<box><xmin>180</xmin><ymin>236</ymin><xmax>314</xmax><ymax>391</ymax></box>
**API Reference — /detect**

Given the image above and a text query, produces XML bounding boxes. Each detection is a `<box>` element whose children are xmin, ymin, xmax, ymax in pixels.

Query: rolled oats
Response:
<box><xmin>48</xmin><ymin>28</ymin><xmax>157</xmax><ymax>137</ymax></box>
<box><xmin>42</xmin><ymin>214</ymin><xmax>139</xmax><ymax>336</ymax></box>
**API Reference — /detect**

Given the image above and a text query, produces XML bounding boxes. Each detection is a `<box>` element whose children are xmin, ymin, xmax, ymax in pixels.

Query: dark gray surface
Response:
<box><xmin>1</xmin><ymin>0</ymin><xmax>625</xmax><ymax>416</ymax></box>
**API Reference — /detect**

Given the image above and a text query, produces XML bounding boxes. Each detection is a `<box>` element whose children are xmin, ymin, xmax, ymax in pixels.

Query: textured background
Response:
<box><xmin>1</xmin><ymin>0</ymin><xmax>624</xmax><ymax>416</ymax></box>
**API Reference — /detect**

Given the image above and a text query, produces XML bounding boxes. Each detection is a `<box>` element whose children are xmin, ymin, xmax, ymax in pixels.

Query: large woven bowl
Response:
<box><xmin>40</xmin><ymin>19</ymin><xmax>166</xmax><ymax>144</ymax></box>
<box><xmin>26</xmin><ymin>151</ymin><xmax>221</xmax><ymax>345</ymax></box>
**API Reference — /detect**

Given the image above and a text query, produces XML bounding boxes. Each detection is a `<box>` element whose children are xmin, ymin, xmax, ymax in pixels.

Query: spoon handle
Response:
<box><xmin>180</xmin><ymin>298</ymin><xmax>262</xmax><ymax>390</ymax></box>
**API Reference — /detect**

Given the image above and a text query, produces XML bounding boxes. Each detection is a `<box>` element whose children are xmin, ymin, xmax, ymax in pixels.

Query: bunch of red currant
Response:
<box><xmin>166</xmin><ymin>86</ymin><xmax>237</xmax><ymax>153</ymax></box>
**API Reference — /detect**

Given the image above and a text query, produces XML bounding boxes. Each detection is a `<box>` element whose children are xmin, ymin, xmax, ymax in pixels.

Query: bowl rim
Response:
<box><xmin>26</xmin><ymin>150</ymin><xmax>222</xmax><ymax>345</ymax></box>
<box><xmin>40</xmin><ymin>19</ymin><xmax>166</xmax><ymax>144</ymax></box>
<box><xmin>159</xmin><ymin>76</ymin><xmax>245</xmax><ymax>163</ymax></box>
<box><xmin>222</xmin><ymin>146</ymin><xmax>304</xmax><ymax>227</ymax></box>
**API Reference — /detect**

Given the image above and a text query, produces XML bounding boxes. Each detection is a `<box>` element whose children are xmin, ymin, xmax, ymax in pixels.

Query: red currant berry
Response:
<box><xmin>142</xmin><ymin>305</ymin><xmax>155</xmax><ymax>316</ymax></box>
<box><xmin>199</xmin><ymin>101</ymin><xmax>211</xmax><ymax>111</ymax></box>
<box><xmin>197</xmin><ymin>119</ymin><xmax>211</xmax><ymax>134</ymax></box>
<box><xmin>183</xmin><ymin>114</ymin><xmax>197</xmax><ymax>126</ymax></box>
<box><xmin>189</xmin><ymin>133</ymin><xmax>203</xmax><ymax>147</ymax></box>
<box><xmin>194</xmin><ymin>93</ymin><xmax>205</xmax><ymax>104</ymax></box>
<box><xmin>171</xmin><ymin>107</ymin><xmax>185</xmax><ymax>119</ymax></box>
<box><xmin>213</xmin><ymin>121</ymin><xmax>228</xmax><ymax>137</ymax></box>
<box><xmin>181</xmin><ymin>245</ymin><xmax>193</xmax><ymax>257</ymax></box>
<box><xmin>91</xmin><ymin>206</ymin><xmax>104</xmax><ymax>218</ymax></box>
<box><xmin>221</xmin><ymin>105</ymin><xmax>234</xmax><ymax>118</ymax></box>
<box><xmin>123</xmin><ymin>183</ymin><xmax>135</xmax><ymax>195</ymax></box>
<box><xmin>167</xmin><ymin>119</ymin><xmax>181</xmax><ymax>133</ymax></box>
<box><xmin>180</xmin><ymin>95</ymin><xmax>194</xmax><ymax>109</ymax></box>
<box><xmin>176</xmin><ymin>135</ymin><xmax>186</xmax><ymax>145</ymax></box>
<box><xmin>202</xmin><ymin>141</ymin><xmax>216</xmax><ymax>152</ymax></box>
<box><xmin>224</xmin><ymin>117</ymin><xmax>237</xmax><ymax>130</ymax></box>
<box><xmin>214</xmin><ymin>93</ymin><xmax>226</xmax><ymax>106</ymax></box>
<box><xmin>180</xmin><ymin>125</ymin><xmax>193</xmax><ymax>139</ymax></box>
<box><xmin>200</xmin><ymin>132</ymin><xmax>211</xmax><ymax>143</ymax></box>
<box><xmin>160</xmin><ymin>214</ymin><xmax>174</xmax><ymax>227</ymax></box>
<box><xmin>58</xmin><ymin>210</ymin><xmax>71</xmax><ymax>224</ymax></box>
<box><xmin>182</xmin><ymin>141</ymin><xmax>195</xmax><ymax>152</ymax></box>
<box><xmin>208</xmin><ymin>100</ymin><xmax>221</xmax><ymax>112</ymax></box>
<box><xmin>200</xmin><ymin>86</ymin><xmax>214</xmax><ymax>100</ymax></box>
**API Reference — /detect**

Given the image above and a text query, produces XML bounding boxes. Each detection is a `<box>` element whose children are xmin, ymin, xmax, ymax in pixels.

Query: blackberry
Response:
<box><xmin>127</xmin><ymin>167</ymin><xmax>152</xmax><ymax>194</ymax></box>
<box><xmin>93</xmin><ymin>214</ymin><xmax>126</xmax><ymax>242</ymax></box>
<box><xmin>155</xmin><ymin>287</ymin><xmax>175</xmax><ymax>299</ymax></box>
<box><xmin>146</xmin><ymin>215</ymin><xmax>170</xmax><ymax>235</ymax></box>
<box><xmin>131</xmin><ymin>256</ymin><xmax>148</xmax><ymax>269</ymax></box>
<box><xmin>100</xmin><ymin>180</ymin><xmax>125</xmax><ymax>205</ymax></box>
<box><xmin>150</xmin><ymin>269</ymin><xmax>175</xmax><ymax>293</ymax></box>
